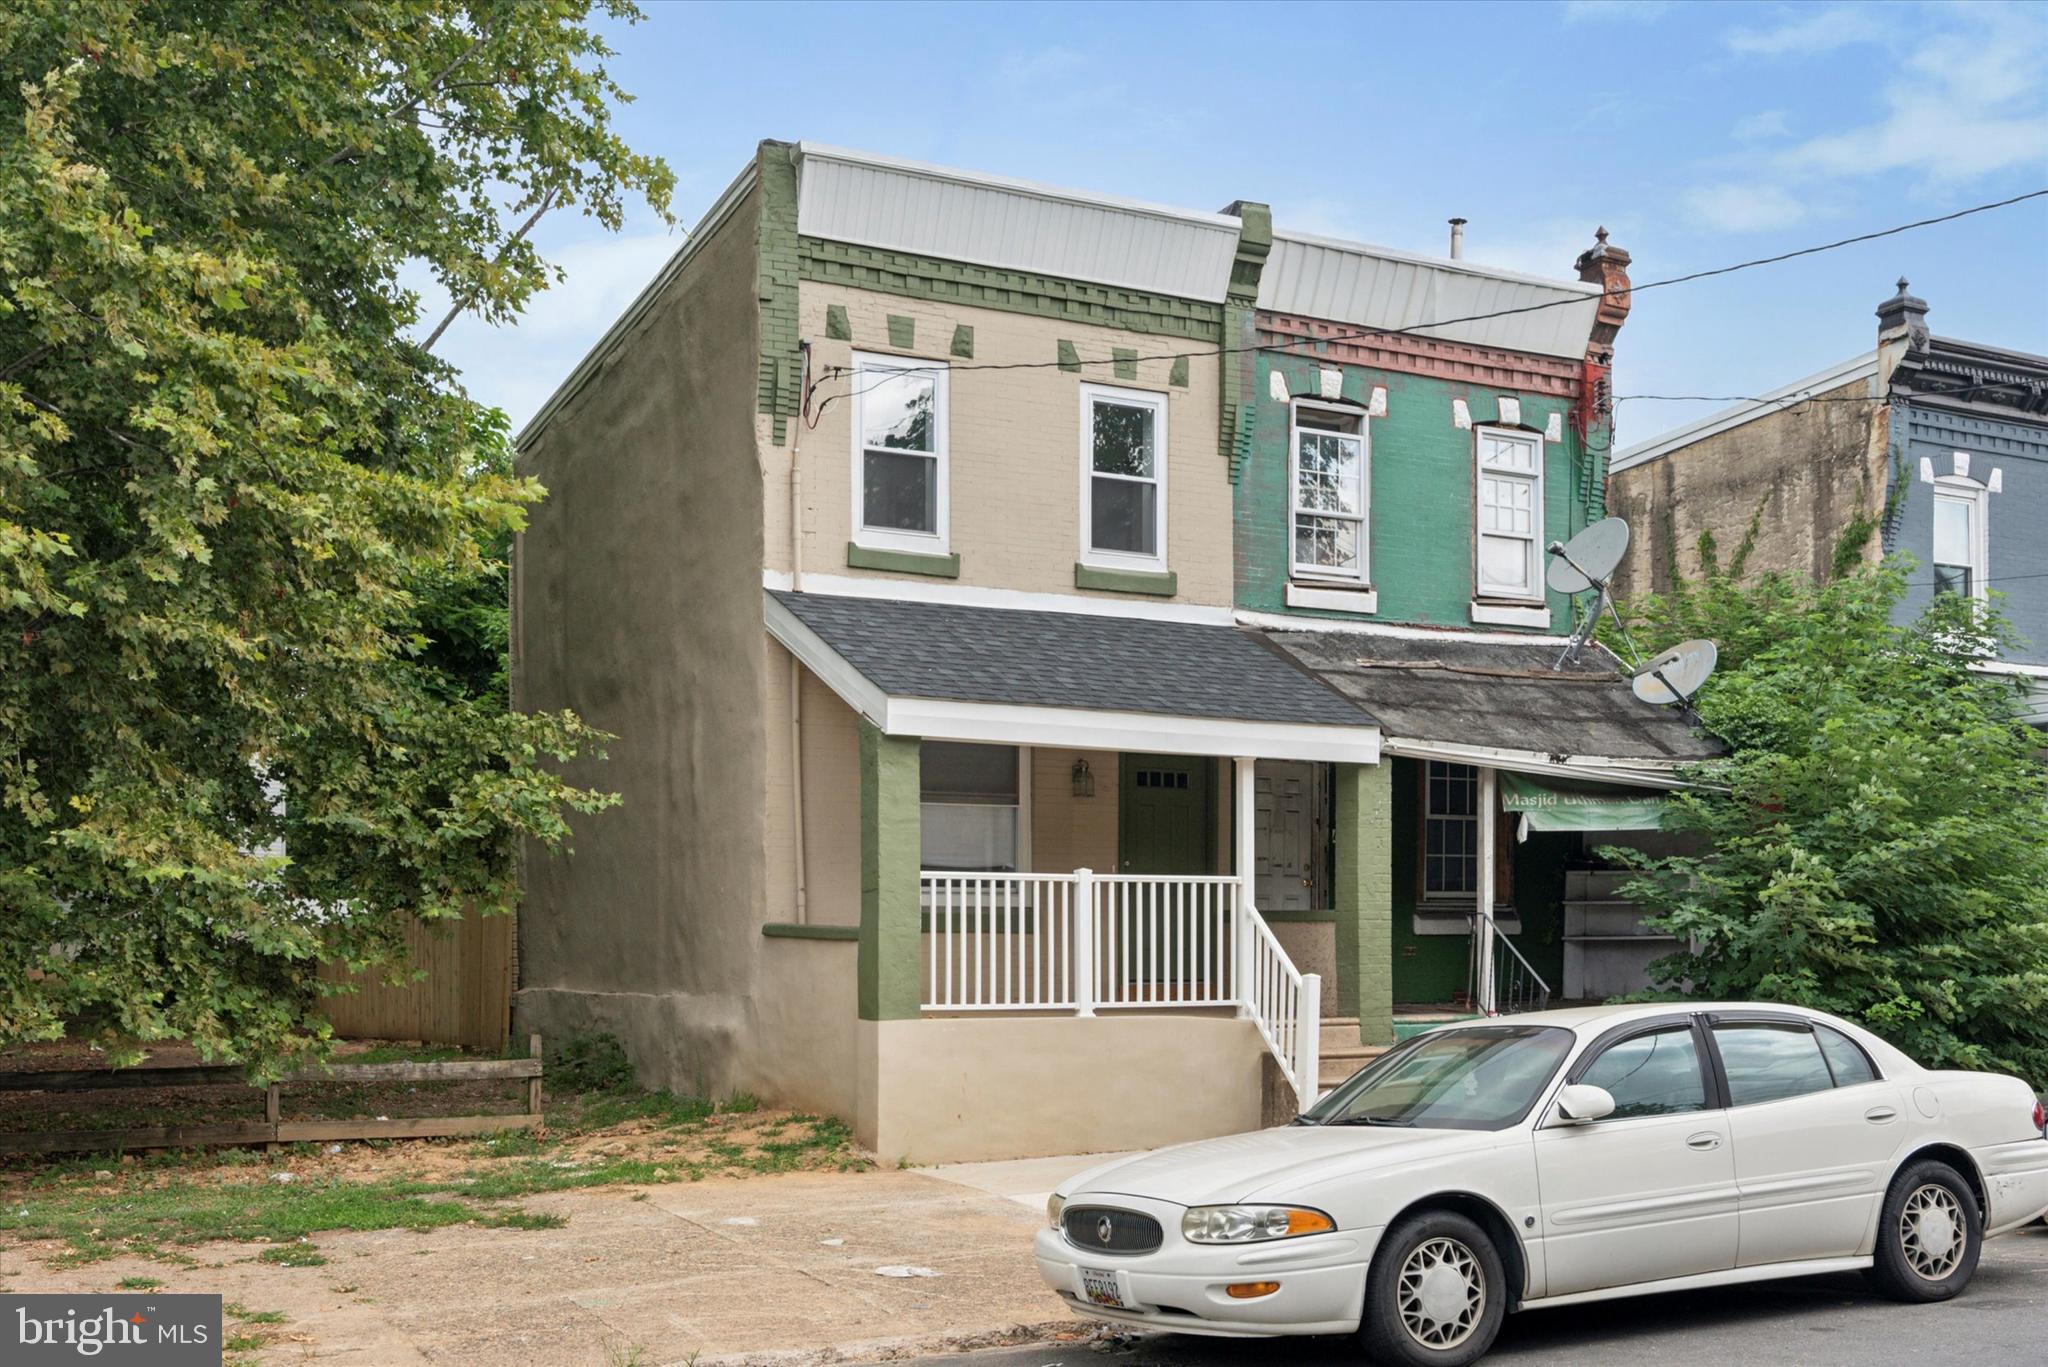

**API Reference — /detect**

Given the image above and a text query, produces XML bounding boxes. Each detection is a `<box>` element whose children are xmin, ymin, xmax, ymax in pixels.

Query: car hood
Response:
<box><xmin>1067</xmin><ymin>1123</ymin><xmax>1499</xmax><ymax>1208</ymax></box>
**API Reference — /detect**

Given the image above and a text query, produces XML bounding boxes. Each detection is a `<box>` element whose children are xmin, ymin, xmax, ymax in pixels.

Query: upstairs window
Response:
<box><xmin>1931</xmin><ymin>483</ymin><xmax>1986</xmax><ymax>599</ymax></box>
<box><xmin>1291</xmin><ymin>403</ymin><xmax>1369</xmax><ymax>582</ymax></box>
<box><xmin>853</xmin><ymin>352</ymin><xmax>948</xmax><ymax>555</ymax></box>
<box><xmin>920</xmin><ymin>742</ymin><xmax>1022</xmax><ymax>872</ymax></box>
<box><xmin>1475</xmin><ymin>428</ymin><xmax>1544</xmax><ymax>602</ymax></box>
<box><xmin>1082</xmin><ymin>385</ymin><xmax>1168</xmax><ymax>570</ymax></box>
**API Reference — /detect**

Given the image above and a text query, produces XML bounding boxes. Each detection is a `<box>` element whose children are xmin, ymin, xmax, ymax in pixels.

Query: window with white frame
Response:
<box><xmin>1931</xmin><ymin>482</ymin><xmax>1987</xmax><ymax>599</ymax></box>
<box><xmin>1291</xmin><ymin>403</ymin><xmax>1369</xmax><ymax>582</ymax></box>
<box><xmin>1474</xmin><ymin>427</ymin><xmax>1544</xmax><ymax>602</ymax></box>
<box><xmin>920</xmin><ymin>742</ymin><xmax>1023</xmax><ymax>872</ymax></box>
<box><xmin>853</xmin><ymin>352</ymin><xmax>948</xmax><ymax>554</ymax></box>
<box><xmin>1422</xmin><ymin>761</ymin><xmax>1479</xmax><ymax>899</ymax></box>
<box><xmin>1081</xmin><ymin>385</ymin><xmax>1167</xmax><ymax>569</ymax></box>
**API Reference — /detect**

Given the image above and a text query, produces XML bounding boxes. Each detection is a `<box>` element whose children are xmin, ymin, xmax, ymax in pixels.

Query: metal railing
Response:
<box><xmin>1466</xmin><ymin>912</ymin><xmax>1552</xmax><ymax>1016</ymax></box>
<box><xmin>920</xmin><ymin>868</ymin><xmax>1322</xmax><ymax>1110</ymax></box>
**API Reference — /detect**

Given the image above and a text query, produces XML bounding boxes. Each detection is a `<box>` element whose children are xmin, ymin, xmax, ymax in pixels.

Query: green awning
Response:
<box><xmin>1500</xmin><ymin>772</ymin><xmax>1666</xmax><ymax>840</ymax></box>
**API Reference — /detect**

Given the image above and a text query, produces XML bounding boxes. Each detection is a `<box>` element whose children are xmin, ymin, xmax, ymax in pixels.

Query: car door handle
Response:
<box><xmin>1865</xmin><ymin>1106</ymin><xmax>1898</xmax><ymax>1123</ymax></box>
<box><xmin>1685</xmin><ymin>1132</ymin><xmax>1722</xmax><ymax>1151</ymax></box>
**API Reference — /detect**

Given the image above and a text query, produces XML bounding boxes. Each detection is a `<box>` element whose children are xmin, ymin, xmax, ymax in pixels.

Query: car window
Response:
<box><xmin>1714</xmin><ymin>1022</ymin><xmax>1836</xmax><ymax>1105</ymax></box>
<box><xmin>1304</xmin><ymin>1025</ymin><xmax>1574</xmax><ymax>1131</ymax></box>
<box><xmin>1815</xmin><ymin>1024</ymin><xmax>1878</xmax><ymax>1085</ymax></box>
<box><xmin>1578</xmin><ymin>1026</ymin><xmax>1709</xmax><ymax>1119</ymax></box>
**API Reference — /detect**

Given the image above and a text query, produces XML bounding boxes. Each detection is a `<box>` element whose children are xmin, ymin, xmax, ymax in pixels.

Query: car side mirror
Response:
<box><xmin>1556</xmin><ymin>1084</ymin><xmax>1616</xmax><ymax>1124</ymax></box>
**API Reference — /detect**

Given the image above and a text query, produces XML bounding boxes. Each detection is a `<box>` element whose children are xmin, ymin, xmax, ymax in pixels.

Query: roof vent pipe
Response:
<box><xmin>1448</xmin><ymin>218</ymin><xmax>1467</xmax><ymax>260</ymax></box>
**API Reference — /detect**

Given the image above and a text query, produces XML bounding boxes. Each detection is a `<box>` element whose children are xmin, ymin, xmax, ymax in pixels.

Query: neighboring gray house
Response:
<box><xmin>1609</xmin><ymin>281</ymin><xmax>2048</xmax><ymax>729</ymax></box>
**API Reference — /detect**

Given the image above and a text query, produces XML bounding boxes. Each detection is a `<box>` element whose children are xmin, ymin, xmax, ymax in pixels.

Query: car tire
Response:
<box><xmin>1359</xmin><ymin>1208</ymin><xmax>1507</xmax><ymax>1367</ymax></box>
<box><xmin>1863</xmin><ymin>1158</ymin><xmax>1982</xmax><ymax>1303</ymax></box>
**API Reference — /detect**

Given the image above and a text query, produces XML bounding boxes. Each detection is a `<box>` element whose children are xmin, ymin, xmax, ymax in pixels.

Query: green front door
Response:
<box><xmin>1118</xmin><ymin>754</ymin><xmax>1215</xmax><ymax>874</ymax></box>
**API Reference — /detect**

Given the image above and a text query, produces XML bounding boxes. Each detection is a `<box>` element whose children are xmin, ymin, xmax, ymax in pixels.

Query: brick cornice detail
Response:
<box><xmin>1255</xmin><ymin>312</ymin><xmax>1582</xmax><ymax>398</ymax></box>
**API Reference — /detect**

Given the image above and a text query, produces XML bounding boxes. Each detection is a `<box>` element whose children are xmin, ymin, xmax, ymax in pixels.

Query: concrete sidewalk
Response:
<box><xmin>5</xmin><ymin>1161</ymin><xmax>1123</xmax><ymax>1366</ymax></box>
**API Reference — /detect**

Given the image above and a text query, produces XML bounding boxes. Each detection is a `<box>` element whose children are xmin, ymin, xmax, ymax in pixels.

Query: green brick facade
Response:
<box><xmin>1236</xmin><ymin>352</ymin><xmax>1601</xmax><ymax>633</ymax></box>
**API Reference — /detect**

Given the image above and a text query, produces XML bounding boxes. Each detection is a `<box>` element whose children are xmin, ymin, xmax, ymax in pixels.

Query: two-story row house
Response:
<box><xmin>1610</xmin><ymin>282</ymin><xmax>2048</xmax><ymax>731</ymax></box>
<box><xmin>512</xmin><ymin>143</ymin><xmax>1712</xmax><ymax>1162</ymax></box>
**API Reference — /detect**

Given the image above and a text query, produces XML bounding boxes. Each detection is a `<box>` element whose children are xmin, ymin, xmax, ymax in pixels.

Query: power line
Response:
<box><xmin>803</xmin><ymin>186</ymin><xmax>2048</xmax><ymax>421</ymax></box>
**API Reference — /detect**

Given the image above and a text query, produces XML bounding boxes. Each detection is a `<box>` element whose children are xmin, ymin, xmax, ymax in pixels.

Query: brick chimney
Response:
<box><xmin>1574</xmin><ymin>227</ymin><xmax>1632</xmax><ymax>366</ymax></box>
<box><xmin>1876</xmin><ymin>277</ymin><xmax>1929</xmax><ymax>351</ymax></box>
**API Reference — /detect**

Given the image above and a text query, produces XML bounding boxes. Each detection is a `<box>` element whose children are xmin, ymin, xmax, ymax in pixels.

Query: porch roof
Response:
<box><xmin>767</xmin><ymin>591</ymin><xmax>1380</xmax><ymax>763</ymax></box>
<box><xmin>1257</xmin><ymin>627</ymin><xmax>1724</xmax><ymax>785</ymax></box>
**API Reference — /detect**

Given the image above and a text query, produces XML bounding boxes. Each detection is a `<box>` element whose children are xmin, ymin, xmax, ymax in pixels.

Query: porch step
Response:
<box><xmin>1566</xmin><ymin>868</ymin><xmax>1636</xmax><ymax>899</ymax></box>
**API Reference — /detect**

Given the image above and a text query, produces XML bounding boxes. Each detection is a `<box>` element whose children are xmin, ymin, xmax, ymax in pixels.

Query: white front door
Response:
<box><xmin>1709</xmin><ymin>1016</ymin><xmax>1907</xmax><ymax>1266</ymax></box>
<box><xmin>1532</xmin><ymin>1018</ymin><xmax>1739</xmax><ymax>1297</ymax></box>
<box><xmin>1254</xmin><ymin>761</ymin><xmax>1322</xmax><ymax>912</ymax></box>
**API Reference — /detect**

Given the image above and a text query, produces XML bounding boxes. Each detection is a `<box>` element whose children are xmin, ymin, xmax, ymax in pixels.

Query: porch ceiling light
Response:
<box><xmin>1071</xmin><ymin>758</ymin><xmax>1095</xmax><ymax>799</ymax></box>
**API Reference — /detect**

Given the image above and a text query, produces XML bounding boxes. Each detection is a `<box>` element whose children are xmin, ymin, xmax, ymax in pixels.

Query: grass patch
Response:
<box><xmin>257</xmin><ymin>1244</ymin><xmax>328</xmax><ymax>1267</ymax></box>
<box><xmin>481</xmin><ymin>1210</ymin><xmax>567</xmax><ymax>1231</ymax></box>
<box><xmin>116</xmin><ymin>1276</ymin><xmax>163</xmax><ymax>1289</ymax></box>
<box><xmin>224</xmin><ymin>1304</ymin><xmax>288</xmax><ymax>1324</ymax></box>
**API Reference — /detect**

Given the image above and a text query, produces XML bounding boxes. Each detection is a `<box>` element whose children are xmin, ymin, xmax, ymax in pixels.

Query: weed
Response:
<box><xmin>116</xmin><ymin>1276</ymin><xmax>164</xmax><ymax>1290</ymax></box>
<box><xmin>481</xmin><ymin>1210</ymin><xmax>567</xmax><ymax>1231</ymax></box>
<box><xmin>257</xmin><ymin>1244</ymin><xmax>327</xmax><ymax>1268</ymax></box>
<box><xmin>719</xmin><ymin>1090</ymin><xmax>761</xmax><ymax>1115</ymax></box>
<box><xmin>224</xmin><ymin>1304</ymin><xmax>288</xmax><ymax>1324</ymax></box>
<box><xmin>551</xmin><ymin>1034</ymin><xmax>636</xmax><ymax>1093</ymax></box>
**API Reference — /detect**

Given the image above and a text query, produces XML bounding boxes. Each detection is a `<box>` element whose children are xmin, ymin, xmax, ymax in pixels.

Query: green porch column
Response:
<box><xmin>1334</xmin><ymin>762</ymin><xmax>1395</xmax><ymax>1046</ymax></box>
<box><xmin>858</xmin><ymin>722</ymin><xmax>922</xmax><ymax>1021</ymax></box>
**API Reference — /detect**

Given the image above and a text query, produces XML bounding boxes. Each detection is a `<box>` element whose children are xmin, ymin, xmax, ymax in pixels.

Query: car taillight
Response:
<box><xmin>2034</xmin><ymin>1099</ymin><xmax>2045</xmax><ymax>1135</ymax></box>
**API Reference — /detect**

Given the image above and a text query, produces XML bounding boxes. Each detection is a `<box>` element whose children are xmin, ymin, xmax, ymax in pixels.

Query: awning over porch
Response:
<box><xmin>767</xmin><ymin>591</ymin><xmax>1380</xmax><ymax>763</ymax></box>
<box><xmin>1257</xmin><ymin>628</ymin><xmax>1722</xmax><ymax>786</ymax></box>
<box><xmin>1500</xmin><ymin>771</ymin><xmax>1666</xmax><ymax>839</ymax></box>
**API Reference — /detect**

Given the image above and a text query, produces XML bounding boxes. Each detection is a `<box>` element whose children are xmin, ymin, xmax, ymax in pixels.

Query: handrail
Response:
<box><xmin>1466</xmin><ymin>912</ymin><xmax>1551</xmax><ymax>1016</ymax></box>
<box><xmin>1238</xmin><ymin>904</ymin><xmax>1322</xmax><ymax>1113</ymax></box>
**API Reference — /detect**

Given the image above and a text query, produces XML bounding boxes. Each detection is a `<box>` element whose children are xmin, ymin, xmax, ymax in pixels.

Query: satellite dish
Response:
<box><xmin>1546</xmin><ymin>517</ymin><xmax>1630</xmax><ymax>596</ymax></box>
<box><xmin>1632</xmin><ymin>639</ymin><xmax>1719</xmax><ymax>706</ymax></box>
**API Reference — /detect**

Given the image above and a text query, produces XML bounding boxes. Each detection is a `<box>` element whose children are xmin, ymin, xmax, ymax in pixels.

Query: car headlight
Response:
<box><xmin>1047</xmin><ymin>1193</ymin><xmax>1066</xmax><ymax>1229</ymax></box>
<box><xmin>1180</xmin><ymin>1205</ymin><xmax>1335</xmax><ymax>1243</ymax></box>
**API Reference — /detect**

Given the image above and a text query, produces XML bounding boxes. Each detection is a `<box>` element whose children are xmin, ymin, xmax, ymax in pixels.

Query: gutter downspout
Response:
<box><xmin>789</xmin><ymin>339</ymin><xmax>810</xmax><ymax>922</ymax></box>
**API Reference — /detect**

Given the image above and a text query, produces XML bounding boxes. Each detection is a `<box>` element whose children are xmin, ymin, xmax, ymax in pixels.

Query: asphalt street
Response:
<box><xmin>909</xmin><ymin>1225</ymin><xmax>2048</xmax><ymax>1367</ymax></box>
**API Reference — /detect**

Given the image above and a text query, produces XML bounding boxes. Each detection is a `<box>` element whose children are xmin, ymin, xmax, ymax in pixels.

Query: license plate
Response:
<box><xmin>1080</xmin><ymin>1267</ymin><xmax>1127</xmax><ymax>1309</ymax></box>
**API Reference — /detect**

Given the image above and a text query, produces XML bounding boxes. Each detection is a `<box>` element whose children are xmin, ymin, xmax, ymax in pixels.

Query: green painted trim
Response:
<box><xmin>756</xmin><ymin>144</ymin><xmax>801</xmax><ymax>446</ymax></box>
<box><xmin>1057</xmin><ymin>340</ymin><xmax>1081</xmax><ymax>374</ymax></box>
<box><xmin>859</xmin><ymin>723</ymin><xmax>922</xmax><ymax>1021</ymax></box>
<box><xmin>846</xmin><ymin>542</ymin><xmax>961</xmax><ymax>578</ymax></box>
<box><xmin>825</xmin><ymin>304</ymin><xmax>851</xmax><ymax>341</ymax></box>
<box><xmin>950</xmin><ymin>324</ymin><xmax>974</xmax><ymax>358</ymax></box>
<box><xmin>1335</xmin><ymin>762</ymin><xmax>1395</xmax><ymax>1045</ymax></box>
<box><xmin>799</xmin><ymin>238</ymin><xmax>1222</xmax><ymax>340</ymax></box>
<box><xmin>1074</xmin><ymin>563</ymin><xmax>1178</xmax><ymax>596</ymax></box>
<box><xmin>1113</xmin><ymin>347</ymin><xmax>1138</xmax><ymax>381</ymax></box>
<box><xmin>1168</xmin><ymin>355</ymin><xmax>1190</xmax><ymax>388</ymax></box>
<box><xmin>763</xmin><ymin>922</ymin><xmax>859</xmax><ymax>941</ymax></box>
<box><xmin>1259</xmin><ymin>908</ymin><xmax>1338</xmax><ymax>924</ymax></box>
<box><xmin>886</xmin><ymin>314</ymin><xmax>915</xmax><ymax>348</ymax></box>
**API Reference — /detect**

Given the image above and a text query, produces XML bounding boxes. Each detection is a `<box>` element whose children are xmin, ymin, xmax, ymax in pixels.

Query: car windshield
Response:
<box><xmin>1303</xmin><ymin>1025</ymin><xmax>1574</xmax><ymax>1131</ymax></box>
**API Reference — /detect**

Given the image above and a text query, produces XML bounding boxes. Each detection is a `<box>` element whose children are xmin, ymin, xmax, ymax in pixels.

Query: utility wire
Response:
<box><xmin>803</xmin><ymin>186</ymin><xmax>2048</xmax><ymax>422</ymax></box>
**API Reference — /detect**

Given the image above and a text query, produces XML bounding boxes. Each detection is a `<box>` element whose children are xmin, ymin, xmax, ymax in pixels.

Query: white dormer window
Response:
<box><xmin>1290</xmin><ymin>402</ymin><xmax>1369</xmax><ymax>583</ymax></box>
<box><xmin>1931</xmin><ymin>480</ymin><xmax>1987</xmax><ymax>600</ymax></box>
<box><xmin>1080</xmin><ymin>384</ymin><xmax>1168</xmax><ymax>571</ymax></box>
<box><xmin>1474</xmin><ymin>427</ymin><xmax>1544</xmax><ymax>603</ymax></box>
<box><xmin>852</xmin><ymin>351</ymin><xmax>949</xmax><ymax>555</ymax></box>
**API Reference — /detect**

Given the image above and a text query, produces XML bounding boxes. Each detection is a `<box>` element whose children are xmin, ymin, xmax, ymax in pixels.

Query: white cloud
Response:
<box><xmin>1724</xmin><ymin>5</ymin><xmax>1893</xmax><ymax>56</ymax></box>
<box><xmin>998</xmin><ymin>45</ymin><xmax>1089</xmax><ymax>86</ymax></box>
<box><xmin>1731</xmin><ymin>109</ymin><xmax>1790</xmax><ymax>141</ymax></box>
<box><xmin>1683</xmin><ymin>182</ymin><xmax>1810</xmax><ymax>233</ymax></box>
<box><xmin>1561</xmin><ymin>0</ymin><xmax>1674</xmax><ymax>23</ymax></box>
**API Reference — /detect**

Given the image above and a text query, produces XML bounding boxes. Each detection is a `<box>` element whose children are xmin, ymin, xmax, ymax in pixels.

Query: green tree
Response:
<box><xmin>0</xmin><ymin>1</ymin><xmax>671</xmax><ymax>1070</ymax></box>
<box><xmin>1611</xmin><ymin>559</ymin><xmax>2048</xmax><ymax>1085</ymax></box>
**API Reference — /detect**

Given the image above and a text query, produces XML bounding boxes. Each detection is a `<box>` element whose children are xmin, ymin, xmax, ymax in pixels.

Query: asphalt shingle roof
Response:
<box><xmin>771</xmin><ymin>592</ymin><xmax>1374</xmax><ymax>728</ymax></box>
<box><xmin>1260</xmin><ymin>629</ymin><xmax>1724</xmax><ymax>763</ymax></box>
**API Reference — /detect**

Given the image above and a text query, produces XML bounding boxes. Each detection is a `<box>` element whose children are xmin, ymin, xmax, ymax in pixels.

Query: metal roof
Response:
<box><xmin>794</xmin><ymin>143</ymin><xmax>1243</xmax><ymax>303</ymax></box>
<box><xmin>1258</xmin><ymin>231</ymin><xmax>1602</xmax><ymax>361</ymax></box>
<box><xmin>1260</xmin><ymin>629</ymin><xmax>1723</xmax><ymax>764</ymax></box>
<box><xmin>770</xmin><ymin>591</ymin><xmax>1373</xmax><ymax>728</ymax></box>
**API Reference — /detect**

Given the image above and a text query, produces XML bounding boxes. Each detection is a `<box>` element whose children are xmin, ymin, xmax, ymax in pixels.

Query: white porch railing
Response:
<box><xmin>921</xmin><ymin>869</ymin><xmax>1322</xmax><ymax>1111</ymax></box>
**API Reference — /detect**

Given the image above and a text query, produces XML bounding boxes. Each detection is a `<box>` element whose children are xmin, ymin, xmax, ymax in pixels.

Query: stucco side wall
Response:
<box><xmin>1608</xmin><ymin>376</ymin><xmax>1885</xmax><ymax>599</ymax></box>
<box><xmin>511</xmin><ymin>185</ymin><xmax>766</xmax><ymax>1096</ymax></box>
<box><xmin>763</xmin><ymin>651</ymin><xmax>864</xmax><ymax>930</ymax></box>
<box><xmin>859</xmin><ymin>1016</ymin><xmax>1265</xmax><ymax>1163</ymax></box>
<box><xmin>775</xmin><ymin>285</ymin><xmax>1233</xmax><ymax>606</ymax></box>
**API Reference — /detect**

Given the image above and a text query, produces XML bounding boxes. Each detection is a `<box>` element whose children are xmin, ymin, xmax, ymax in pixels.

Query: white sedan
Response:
<box><xmin>1036</xmin><ymin>1003</ymin><xmax>2048</xmax><ymax>1366</ymax></box>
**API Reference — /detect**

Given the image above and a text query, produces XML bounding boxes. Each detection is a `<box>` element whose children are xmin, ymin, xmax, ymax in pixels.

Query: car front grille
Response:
<box><xmin>1062</xmin><ymin>1205</ymin><xmax>1164</xmax><ymax>1255</ymax></box>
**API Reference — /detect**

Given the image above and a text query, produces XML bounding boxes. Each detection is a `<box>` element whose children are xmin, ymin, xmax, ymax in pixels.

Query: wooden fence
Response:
<box><xmin>318</xmin><ymin>910</ymin><xmax>514</xmax><ymax>1050</ymax></box>
<box><xmin>0</xmin><ymin>1036</ymin><xmax>543</xmax><ymax>1157</ymax></box>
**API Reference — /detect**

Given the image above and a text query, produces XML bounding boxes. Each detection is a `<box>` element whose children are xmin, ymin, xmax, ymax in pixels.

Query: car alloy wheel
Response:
<box><xmin>1397</xmin><ymin>1235</ymin><xmax>1486</xmax><ymax>1350</ymax></box>
<box><xmin>1899</xmin><ymin>1183</ymin><xmax>1966</xmax><ymax>1281</ymax></box>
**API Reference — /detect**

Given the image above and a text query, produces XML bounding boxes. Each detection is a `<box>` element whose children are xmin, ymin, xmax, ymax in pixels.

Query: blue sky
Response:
<box><xmin>428</xmin><ymin>0</ymin><xmax>2048</xmax><ymax>447</ymax></box>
